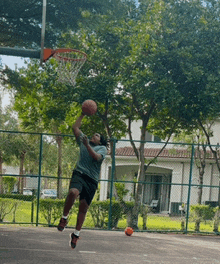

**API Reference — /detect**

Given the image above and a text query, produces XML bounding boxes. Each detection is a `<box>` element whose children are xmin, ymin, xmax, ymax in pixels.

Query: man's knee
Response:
<box><xmin>69</xmin><ymin>188</ymin><xmax>79</xmax><ymax>199</ymax></box>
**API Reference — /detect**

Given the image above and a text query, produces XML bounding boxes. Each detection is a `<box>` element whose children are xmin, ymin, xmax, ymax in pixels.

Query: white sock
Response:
<box><xmin>62</xmin><ymin>215</ymin><xmax>68</xmax><ymax>220</ymax></box>
<box><xmin>74</xmin><ymin>230</ymin><xmax>80</xmax><ymax>237</ymax></box>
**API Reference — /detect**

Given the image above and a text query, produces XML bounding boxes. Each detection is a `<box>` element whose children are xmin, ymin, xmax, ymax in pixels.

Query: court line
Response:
<box><xmin>79</xmin><ymin>251</ymin><xmax>96</xmax><ymax>254</ymax></box>
<box><xmin>0</xmin><ymin>247</ymin><xmax>70</xmax><ymax>253</ymax></box>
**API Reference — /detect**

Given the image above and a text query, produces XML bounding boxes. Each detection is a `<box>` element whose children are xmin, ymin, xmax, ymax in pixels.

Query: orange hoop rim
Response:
<box><xmin>43</xmin><ymin>48</ymin><xmax>87</xmax><ymax>62</ymax></box>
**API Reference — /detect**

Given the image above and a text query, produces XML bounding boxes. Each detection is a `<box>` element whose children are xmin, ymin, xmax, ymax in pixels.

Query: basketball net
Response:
<box><xmin>53</xmin><ymin>49</ymin><xmax>87</xmax><ymax>86</ymax></box>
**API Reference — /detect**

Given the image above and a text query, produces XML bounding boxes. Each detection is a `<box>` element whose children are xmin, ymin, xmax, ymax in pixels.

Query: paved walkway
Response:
<box><xmin>1</xmin><ymin>226</ymin><xmax>220</xmax><ymax>263</ymax></box>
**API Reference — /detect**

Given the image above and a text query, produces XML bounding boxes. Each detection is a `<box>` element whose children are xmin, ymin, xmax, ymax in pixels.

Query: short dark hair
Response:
<box><xmin>100</xmin><ymin>134</ymin><xmax>108</xmax><ymax>147</ymax></box>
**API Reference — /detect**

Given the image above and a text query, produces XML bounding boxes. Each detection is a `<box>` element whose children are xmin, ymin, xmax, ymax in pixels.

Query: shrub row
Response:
<box><xmin>1</xmin><ymin>198</ymin><xmax>220</xmax><ymax>232</ymax></box>
<box><xmin>0</xmin><ymin>193</ymin><xmax>34</xmax><ymax>201</ymax></box>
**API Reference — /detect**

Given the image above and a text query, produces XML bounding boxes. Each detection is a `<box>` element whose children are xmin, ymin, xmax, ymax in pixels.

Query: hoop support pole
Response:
<box><xmin>40</xmin><ymin>0</ymin><xmax>47</xmax><ymax>65</ymax></box>
<box><xmin>0</xmin><ymin>47</ymin><xmax>40</xmax><ymax>58</ymax></box>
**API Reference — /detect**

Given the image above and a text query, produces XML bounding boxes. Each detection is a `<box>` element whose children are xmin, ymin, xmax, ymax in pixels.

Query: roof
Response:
<box><xmin>114</xmin><ymin>146</ymin><xmax>214</xmax><ymax>159</ymax></box>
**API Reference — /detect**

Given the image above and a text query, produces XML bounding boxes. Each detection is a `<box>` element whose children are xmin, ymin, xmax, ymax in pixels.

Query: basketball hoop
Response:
<box><xmin>43</xmin><ymin>48</ymin><xmax>87</xmax><ymax>86</ymax></box>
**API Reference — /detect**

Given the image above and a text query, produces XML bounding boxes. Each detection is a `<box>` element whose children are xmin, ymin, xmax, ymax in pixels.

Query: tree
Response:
<box><xmin>199</xmin><ymin>120</ymin><xmax>220</xmax><ymax>206</ymax></box>
<box><xmin>117</xmin><ymin>0</ymin><xmax>220</xmax><ymax>228</ymax></box>
<box><xmin>0</xmin><ymin>0</ymin><xmax>135</xmax><ymax>48</ymax></box>
<box><xmin>1</xmin><ymin>61</ymin><xmax>78</xmax><ymax>197</ymax></box>
<box><xmin>173</xmin><ymin>128</ymin><xmax>212</xmax><ymax>204</ymax></box>
<box><xmin>0</xmin><ymin>99</ymin><xmax>20</xmax><ymax>193</ymax></box>
<box><xmin>2</xmin><ymin>0</ymin><xmax>220</xmax><ymax>230</ymax></box>
<box><xmin>1</xmin><ymin>51</ymin><xmax>128</xmax><ymax>197</ymax></box>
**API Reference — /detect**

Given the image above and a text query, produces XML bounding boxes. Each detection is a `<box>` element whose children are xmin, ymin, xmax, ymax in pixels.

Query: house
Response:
<box><xmin>1</xmin><ymin>166</ymin><xmax>19</xmax><ymax>193</ymax></box>
<box><xmin>1</xmin><ymin>166</ymin><xmax>37</xmax><ymax>193</ymax></box>
<box><xmin>99</xmin><ymin>120</ymin><xmax>220</xmax><ymax>215</ymax></box>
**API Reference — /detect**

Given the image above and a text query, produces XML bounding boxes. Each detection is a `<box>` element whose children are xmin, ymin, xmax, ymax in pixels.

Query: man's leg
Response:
<box><xmin>57</xmin><ymin>188</ymin><xmax>79</xmax><ymax>231</ymax></box>
<box><xmin>76</xmin><ymin>199</ymin><xmax>89</xmax><ymax>231</ymax></box>
<box><xmin>63</xmin><ymin>188</ymin><xmax>80</xmax><ymax>216</ymax></box>
<box><xmin>70</xmin><ymin>199</ymin><xmax>89</xmax><ymax>249</ymax></box>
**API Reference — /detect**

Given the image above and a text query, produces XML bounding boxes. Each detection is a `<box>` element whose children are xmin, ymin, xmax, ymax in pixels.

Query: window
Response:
<box><xmin>154</xmin><ymin>135</ymin><xmax>161</xmax><ymax>143</ymax></box>
<box><xmin>145</xmin><ymin>132</ymin><xmax>161</xmax><ymax>142</ymax></box>
<box><xmin>145</xmin><ymin>132</ymin><xmax>152</xmax><ymax>141</ymax></box>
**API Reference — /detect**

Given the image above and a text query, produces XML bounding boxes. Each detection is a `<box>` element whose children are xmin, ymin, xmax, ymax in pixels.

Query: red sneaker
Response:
<box><xmin>57</xmin><ymin>218</ymin><xmax>67</xmax><ymax>231</ymax></box>
<box><xmin>70</xmin><ymin>233</ymin><xmax>80</xmax><ymax>249</ymax></box>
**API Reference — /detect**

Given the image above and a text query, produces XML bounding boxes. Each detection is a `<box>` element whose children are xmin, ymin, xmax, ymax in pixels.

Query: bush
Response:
<box><xmin>140</xmin><ymin>204</ymin><xmax>151</xmax><ymax>230</ymax></box>
<box><xmin>89</xmin><ymin>200</ymin><xmax>109</xmax><ymax>228</ymax></box>
<box><xmin>213</xmin><ymin>206</ymin><xmax>220</xmax><ymax>233</ymax></box>
<box><xmin>89</xmin><ymin>199</ymin><xmax>124</xmax><ymax>229</ymax></box>
<box><xmin>0</xmin><ymin>198</ymin><xmax>19</xmax><ymax>222</ymax></box>
<box><xmin>2</xmin><ymin>176</ymin><xmax>17</xmax><ymax>193</ymax></box>
<box><xmin>38</xmin><ymin>199</ymin><xmax>77</xmax><ymax>226</ymax></box>
<box><xmin>190</xmin><ymin>204</ymin><xmax>215</xmax><ymax>232</ymax></box>
<box><xmin>111</xmin><ymin>200</ymin><xmax>124</xmax><ymax>229</ymax></box>
<box><xmin>38</xmin><ymin>199</ymin><xmax>65</xmax><ymax>225</ymax></box>
<box><xmin>0</xmin><ymin>193</ymin><xmax>34</xmax><ymax>201</ymax></box>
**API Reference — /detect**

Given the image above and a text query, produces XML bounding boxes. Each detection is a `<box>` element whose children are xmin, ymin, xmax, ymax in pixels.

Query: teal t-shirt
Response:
<box><xmin>75</xmin><ymin>133</ymin><xmax>107</xmax><ymax>182</ymax></box>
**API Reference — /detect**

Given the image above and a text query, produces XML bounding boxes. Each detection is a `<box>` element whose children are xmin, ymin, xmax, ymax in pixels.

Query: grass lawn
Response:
<box><xmin>118</xmin><ymin>214</ymin><xmax>214</xmax><ymax>233</ymax></box>
<box><xmin>0</xmin><ymin>200</ymin><xmax>216</xmax><ymax>233</ymax></box>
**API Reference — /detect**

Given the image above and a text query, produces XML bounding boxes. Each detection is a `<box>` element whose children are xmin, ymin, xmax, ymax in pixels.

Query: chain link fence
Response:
<box><xmin>1</xmin><ymin>130</ymin><xmax>220</xmax><ymax>234</ymax></box>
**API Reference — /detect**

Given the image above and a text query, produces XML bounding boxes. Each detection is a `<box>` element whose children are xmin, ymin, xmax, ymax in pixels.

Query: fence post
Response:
<box><xmin>185</xmin><ymin>144</ymin><xmax>195</xmax><ymax>233</ymax></box>
<box><xmin>36</xmin><ymin>133</ymin><xmax>43</xmax><ymax>226</ymax></box>
<box><xmin>108</xmin><ymin>138</ymin><xmax>116</xmax><ymax>230</ymax></box>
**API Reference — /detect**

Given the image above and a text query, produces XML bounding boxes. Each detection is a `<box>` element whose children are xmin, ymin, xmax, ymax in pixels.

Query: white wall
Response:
<box><xmin>118</xmin><ymin>118</ymin><xmax>220</xmax><ymax>146</ymax></box>
<box><xmin>2</xmin><ymin>166</ymin><xmax>19</xmax><ymax>175</ymax></box>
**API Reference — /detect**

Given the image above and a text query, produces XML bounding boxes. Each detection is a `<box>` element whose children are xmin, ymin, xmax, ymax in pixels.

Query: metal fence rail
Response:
<box><xmin>1</xmin><ymin>130</ymin><xmax>220</xmax><ymax>234</ymax></box>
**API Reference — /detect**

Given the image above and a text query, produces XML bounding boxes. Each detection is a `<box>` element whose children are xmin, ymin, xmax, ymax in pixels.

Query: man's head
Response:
<box><xmin>90</xmin><ymin>133</ymin><xmax>108</xmax><ymax>147</ymax></box>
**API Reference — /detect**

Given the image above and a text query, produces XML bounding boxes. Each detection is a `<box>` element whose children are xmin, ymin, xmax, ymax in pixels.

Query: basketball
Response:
<box><xmin>125</xmin><ymin>227</ymin><xmax>133</xmax><ymax>236</ymax></box>
<box><xmin>82</xmin><ymin>100</ymin><xmax>97</xmax><ymax>116</ymax></box>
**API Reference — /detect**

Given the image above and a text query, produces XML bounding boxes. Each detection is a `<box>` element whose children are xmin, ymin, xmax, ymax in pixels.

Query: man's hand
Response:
<box><xmin>81</xmin><ymin>134</ymin><xmax>102</xmax><ymax>161</ymax></box>
<box><xmin>82</xmin><ymin>134</ymin><xmax>89</xmax><ymax>146</ymax></box>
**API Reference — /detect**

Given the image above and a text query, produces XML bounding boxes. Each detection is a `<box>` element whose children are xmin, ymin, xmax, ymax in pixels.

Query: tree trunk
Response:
<box><xmin>129</xmin><ymin>117</ymin><xmax>148</xmax><ymax>229</ymax></box>
<box><xmin>198</xmin><ymin>122</ymin><xmax>220</xmax><ymax>206</ymax></box>
<box><xmin>195</xmin><ymin>144</ymin><xmax>206</xmax><ymax>205</ymax></box>
<box><xmin>19</xmin><ymin>151</ymin><xmax>26</xmax><ymax>194</ymax></box>
<box><xmin>195</xmin><ymin>219</ymin><xmax>200</xmax><ymax>232</ymax></box>
<box><xmin>0</xmin><ymin>153</ymin><xmax>3</xmax><ymax>194</ymax></box>
<box><xmin>213</xmin><ymin>208</ymin><xmax>220</xmax><ymax>233</ymax></box>
<box><xmin>197</xmin><ymin>174</ymin><xmax>203</xmax><ymax>204</ymax></box>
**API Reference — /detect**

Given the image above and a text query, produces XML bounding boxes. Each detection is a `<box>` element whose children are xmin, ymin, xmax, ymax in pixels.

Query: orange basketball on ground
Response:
<box><xmin>125</xmin><ymin>227</ymin><xmax>133</xmax><ymax>236</ymax></box>
<box><xmin>82</xmin><ymin>100</ymin><xmax>97</xmax><ymax>116</ymax></box>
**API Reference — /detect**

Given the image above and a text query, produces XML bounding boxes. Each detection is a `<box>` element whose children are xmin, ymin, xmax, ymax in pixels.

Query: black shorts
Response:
<box><xmin>69</xmin><ymin>170</ymin><xmax>98</xmax><ymax>206</ymax></box>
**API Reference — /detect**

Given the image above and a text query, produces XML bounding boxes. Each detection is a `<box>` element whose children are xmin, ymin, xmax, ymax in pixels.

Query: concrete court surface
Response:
<box><xmin>1</xmin><ymin>226</ymin><xmax>220</xmax><ymax>264</ymax></box>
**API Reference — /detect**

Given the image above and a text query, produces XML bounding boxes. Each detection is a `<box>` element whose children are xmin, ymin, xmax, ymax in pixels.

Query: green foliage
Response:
<box><xmin>38</xmin><ymin>199</ymin><xmax>65</xmax><ymax>225</ymax></box>
<box><xmin>2</xmin><ymin>176</ymin><xmax>17</xmax><ymax>193</ymax></box>
<box><xmin>0</xmin><ymin>0</ymin><xmax>132</xmax><ymax>48</ymax></box>
<box><xmin>213</xmin><ymin>206</ymin><xmax>220</xmax><ymax>233</ymax></box>
<box><xmin>140</xmin><ymin>204</ymin><xmax>151</xmax><ymax>230</ymax></box>
<box><xmin>38</xmin><ymin>198</ymin><xmax>77</xmax><ymax>225</ymax></box>
<box><xmin>114</xmin><ymin>180</ymin><xmax>129</xmax><ymax>200</ymax></box>
<box><xmin>0</xmin><ymin>198</ymin><xmax>18</xmax><ymax>222</ymax></box>
<box><xmin>11</xmin><ymin>199</ymin><xmax>21</xmax><ymax>223</ymax></box>
<box><xmin>89</xmin><ymin>199</ymin><xmax>125</xmax><ymax>229</ymax></box>
<box><xmin>190</xmin><ymin>204</ymin><xmax>215</xmax><ymax>231</ymax></box>
<box><xmin>190</xmin><ymin>204</ymin><xmax>215</xmax><ymax>222</ymax></box>
<box><xmin>89</xmin><ymin>200</ymin><xmax>109</xmax><ymax>228</ymax></box>
<box><xmin>0</xmin><ymin>193</ymin><xmax>34</xmax><ymax>201</ymax></box>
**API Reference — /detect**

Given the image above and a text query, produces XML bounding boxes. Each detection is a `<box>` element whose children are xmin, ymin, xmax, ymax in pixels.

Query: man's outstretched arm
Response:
<box><xmin>72</xmin><ymin>113</ymin><xmax>85</xmax><ymax>139</ymax></box>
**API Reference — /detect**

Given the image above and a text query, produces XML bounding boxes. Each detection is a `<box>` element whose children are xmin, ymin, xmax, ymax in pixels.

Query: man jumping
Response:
<box><xmin>57</xmin><ymin>112</ymin><xmax>107</xmax><ymax>249</ymax></box>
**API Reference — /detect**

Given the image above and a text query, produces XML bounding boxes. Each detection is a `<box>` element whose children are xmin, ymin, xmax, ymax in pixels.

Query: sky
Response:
<box><xmin>1</xmin><ymin>55</ymin><xmax>26</xmax><ymax>108</ymax></box>
<box><xmin>1</xmin><ymin>55</ymin><xmax>26</xmax><ymax>70</ymax></box>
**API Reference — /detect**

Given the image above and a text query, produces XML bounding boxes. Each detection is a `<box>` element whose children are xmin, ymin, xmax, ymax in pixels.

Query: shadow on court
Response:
<box><xmin>1</xmin><ymin>226</ymin><xmax>220</xmax><ymax>264</ymax></box>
